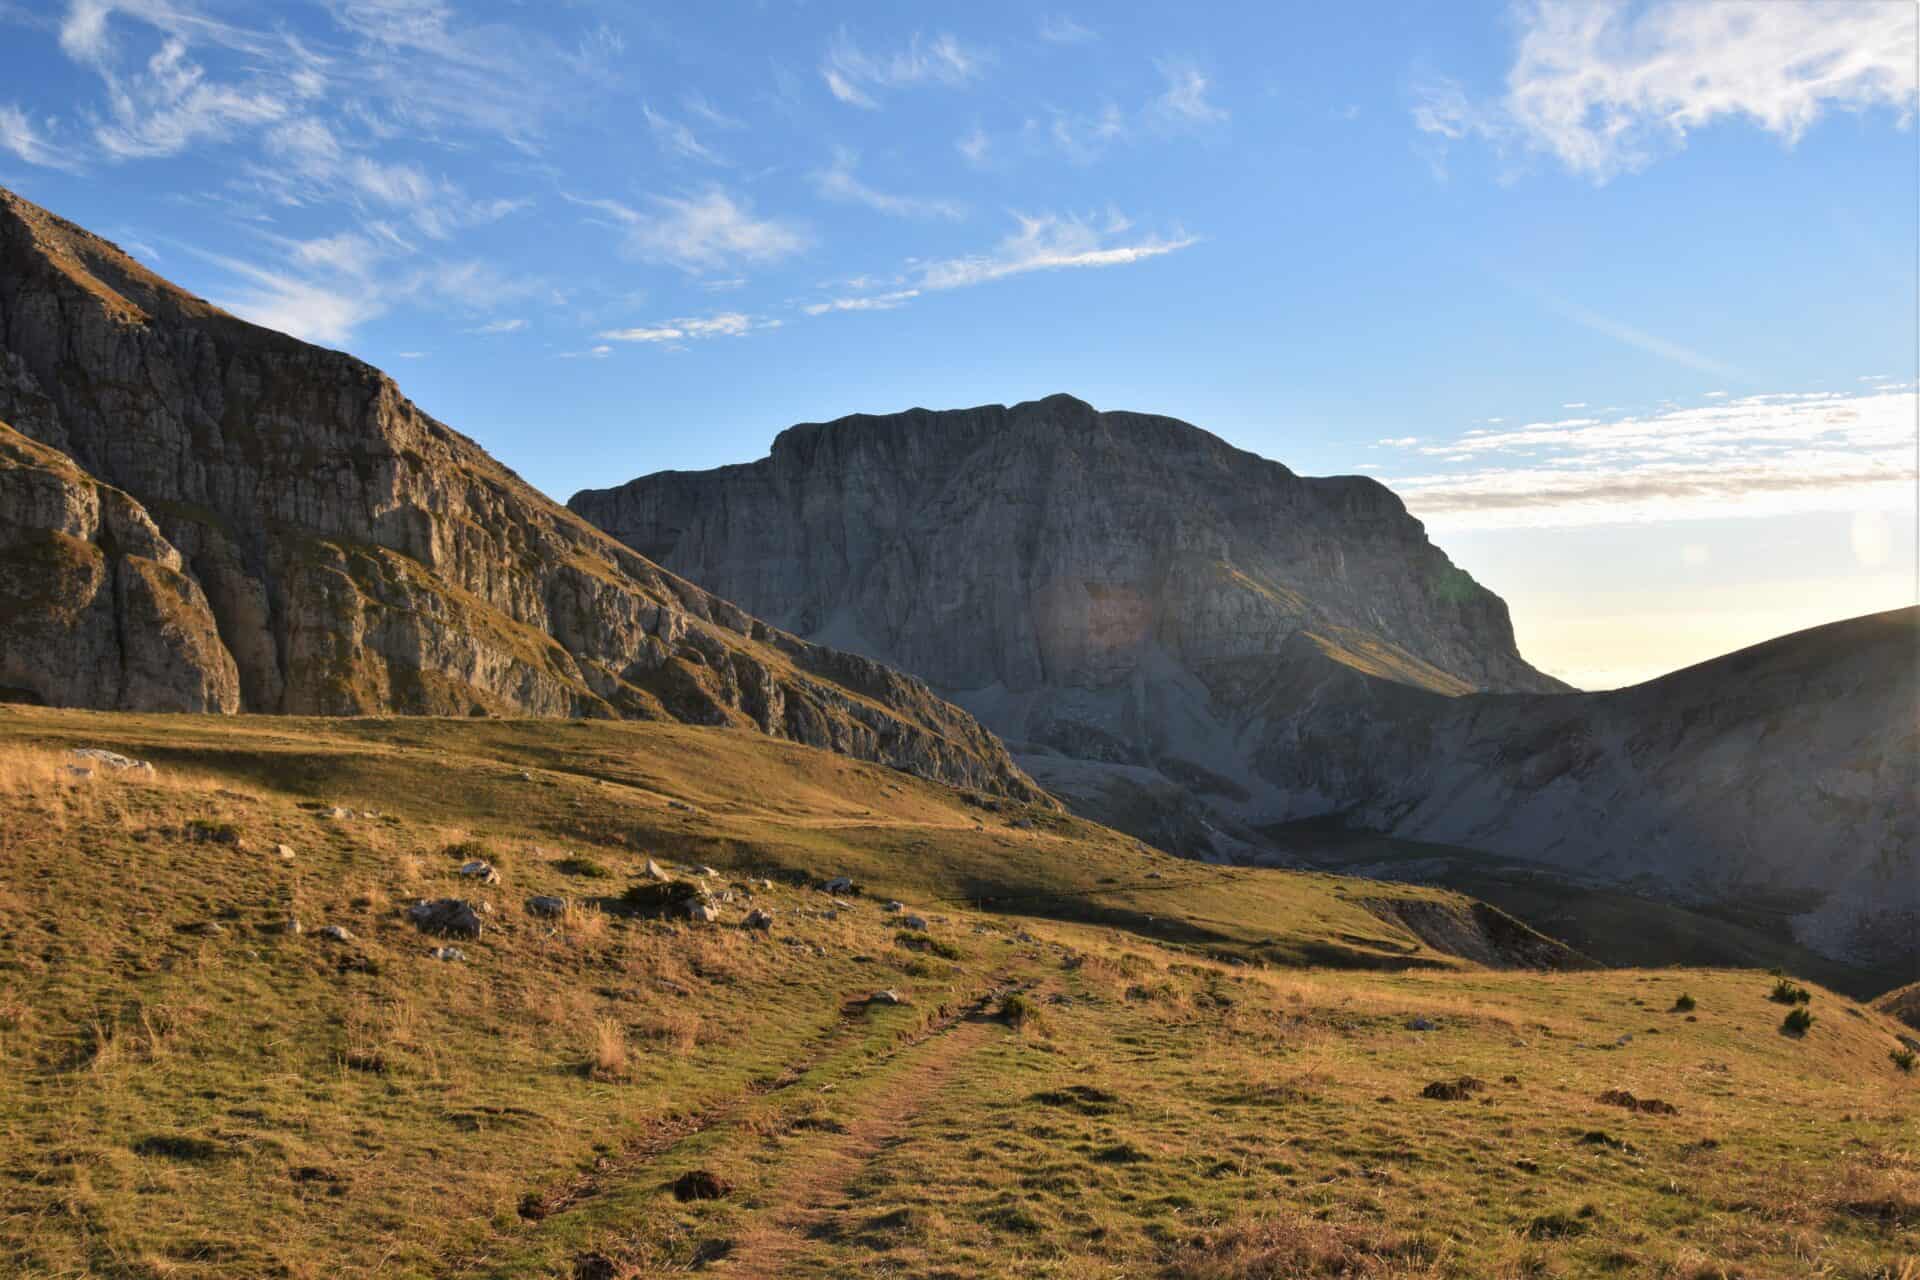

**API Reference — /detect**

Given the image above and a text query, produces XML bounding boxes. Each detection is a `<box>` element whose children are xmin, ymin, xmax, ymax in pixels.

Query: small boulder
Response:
<box><xmin>822</xmin><ymin>876</ymin><xmax>853</xmax><ymax>893</ymax></box>
<box><xmin>70</xmin><ymin>748</ymin><xmax>155</xmax><ymax>776</ymax></box>
<box><xmin>692</xmin><ymin>865</ymin><xmax>718</xmax><ymax>878</ymax></box>
<box><xmin>324</xmin><ymin>806</ymin><xmax>352</xmax><ymax>820</ymax></box>
<box><xmin>686</xmin><ymin>902</ymin><xmax>720</xmax><ymax>923</ymax></box>
<box><xmin>408</xmin><ymin>899</ymin><xmax>484</xmax><ymax>937</ymax></box>
<box><xmin>185</xmin><ymin>921</ymin><xmax>226</xmax><ymax>937</ymax></box>
<box><xmin>644</xmin><ymin>858</ymin><xmax>672</xmax><ymax>882</ymax></box>
<box><xmin>899</xmin><ymin>915</ymin><xmax>929</xmax><ymax>932</ymax></box>
<box><xmin>527</xmin><ymin>896</ymin><xmax>567</xmax><ymax>919</ymax></box>
<box><xmin>316</xmin><ymin>925</ymin><xmax>354</xmax><ymax>942</ymax></box>
<box><xmin>430</xmin><ymin>946</ymin><xmax>466</xmax><ymax>962</ymax></box>
<box><xmin>883</xmin><ymin>900</ymin><xmax>905</xmax><ymax>913</ymax></box>
<box><xmin>1407</xmin><ymin>1017</ymin><xmax>1438</xmax><ymax>1032</ymax></box>
<box><xmin>457</xmin><ymin>860</ymin><xmax>499</xmax><ymax>885</ymax></box>
<box><xmin>867</xmin><ymin>989</ymin><xmax>907</xmax><ymax>1006</ymax></box>
<box><xmin>274</xmin><ymin>844</ymin><xmax>296</xmax><ymax>861</ymax></box>
<box><xmin>743</xmin><ymin>909</ymin><xmax>774</xmax><ymax>931</ymax></box>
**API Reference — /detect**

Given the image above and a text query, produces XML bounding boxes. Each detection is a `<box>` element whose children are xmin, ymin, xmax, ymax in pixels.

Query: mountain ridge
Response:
<box><xmin>0</xmin><ymin>185</ymin><xmax>1044</xmax><ymax>801</ymax></box>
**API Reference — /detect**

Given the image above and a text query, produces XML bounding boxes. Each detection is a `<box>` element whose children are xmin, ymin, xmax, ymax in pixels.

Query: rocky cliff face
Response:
<box><xmin>573</xmin><ymin>402</ymin><xmax>1915</xmax><ymax>967</ymax></box>
<box><xmin>0</xmin><ymin>187</ymin><xmax>1042</xmax><ymax>802</ymax></box>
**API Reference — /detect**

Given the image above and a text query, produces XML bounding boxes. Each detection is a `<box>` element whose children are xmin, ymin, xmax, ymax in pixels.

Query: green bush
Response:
<box><xmin>1892</xmin><ymin>1048</ymin><xmax>1917</xmax><ymax>1073</ymax></box>
<box><xmin>1671</xmin><ymin>993</ymin><xmax>1695</xmax><ymax>1012</ymax></box>
<box><xmin>443</xmin><ymin>839</ymin><xmax>493</xmax><ymax>863</ymax></box>
<box><xmin>1781</xmin><ymin>1007</ymin><xmax>1814</xmax><ymax>1036</ymax></box>
<box><xmin>999</xmin><ymin>992</ymin><xmax>1040</xmax><ymax>1029</ymax></box>
<box><xmin>555</xmin><ymin>856</ymin><xmax>611</xmax><ymax>878</ymax></box>
<box><xmin>1769</xmin><ymin>978</ymin><xmax>1811</xmax><ymax>1006</ymax></box>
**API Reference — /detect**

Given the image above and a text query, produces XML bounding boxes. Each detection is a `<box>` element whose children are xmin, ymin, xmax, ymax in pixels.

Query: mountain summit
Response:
<box><xmin>573</xmin><ymin>398</ymin><xmax>1916</xmax><ymax>968</ymax></box>
<box><xmin>0</xmin><ymin>186</ymin><xmax>1042</xmax><ymax>801</ymax></box>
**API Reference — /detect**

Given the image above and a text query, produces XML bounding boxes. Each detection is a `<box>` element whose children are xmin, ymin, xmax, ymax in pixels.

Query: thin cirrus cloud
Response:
<box><xmin>811</xmin><ymin>148</ymin><xmax>963</xmax><ymax>220</ymax></box>
<box><xmin>1414</xmin><ymin>0</ymin><xmax>1919</xmax><ymax>182</ymax></box>
<box><xmin>0</xmin><ymin>104</ymin><xmax>78</xmax><ymax>170</ymax></box>
<box><xmin>803</xmin><ymin>211</ymin><xmax>1195</xmax><ymax>316</ymax></box>
<box><xmin>1383</xmin><ymin>387</ymin><xmax>1918</xmax><ymax>531</ymax></box>
<box><xmin>1037</xmin><ymin>15</ymin><xmax>1097</xmax><ymax>45</ymax></box>
<box><xmin>820</xmin><ymin>29</ymin><xmax>987</xmax><ymax>109</ymax></box>
<box><xmin>570</xmin><ymin>189</ymin><xmax>809</xmax><ymax>275</ymax></box>
<box><xmin>598</xmin><ymin>312</ymin><xmax>780</xmax><ymax>345</ymax></box>
<box><xmin>642</xmin><ymin>103</ymin><xmax>726</xmax><ymax>165</ymax></box>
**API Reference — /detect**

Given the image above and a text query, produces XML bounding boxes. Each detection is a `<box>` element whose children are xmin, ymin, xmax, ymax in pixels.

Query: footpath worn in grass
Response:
<box><xmin>0</xmin><ymin>706</ymin><xmax>1913</xmax><ymax>1279</ymax></box>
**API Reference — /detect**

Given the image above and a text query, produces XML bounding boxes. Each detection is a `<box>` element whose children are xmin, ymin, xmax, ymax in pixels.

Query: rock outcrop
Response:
<box><xmin>573</xmin><ymin>400</ymin><xmax>1915</xmax><ymax>967</ymax></box>
<box><xmin>0</xmin><ymin>186</ymin><xmax>1041</xmax><ymax>802</ymax></box>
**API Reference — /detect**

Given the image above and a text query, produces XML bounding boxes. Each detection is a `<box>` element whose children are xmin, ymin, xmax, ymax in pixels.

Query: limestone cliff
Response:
<box><xmin>573</xmin><ymin>401</ymin><xmax>1915</xmax><ymax>967</ymax></box>
<box><xmin>0</xmin><ymin>187</ymin><xmax>1041</xmax><ymax>802</ymax></box>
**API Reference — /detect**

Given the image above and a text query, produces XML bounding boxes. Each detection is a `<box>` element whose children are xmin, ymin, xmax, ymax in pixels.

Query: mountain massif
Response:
<box><xmin>0</xmin><ymin>186</ymin><xmax>1041</xmax><ymax>801</ymax></box>
<box><xmin>573</xmin><ymin>399</ymin><xmax>1917</xmax><ymax>968</ymax></box>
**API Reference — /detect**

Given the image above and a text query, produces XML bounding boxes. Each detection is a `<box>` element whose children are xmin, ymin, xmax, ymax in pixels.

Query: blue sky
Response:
<box><xmin>1</xmin><ymin>0</ymin><xmax>1914</xmax><ymax>687</ymax></box>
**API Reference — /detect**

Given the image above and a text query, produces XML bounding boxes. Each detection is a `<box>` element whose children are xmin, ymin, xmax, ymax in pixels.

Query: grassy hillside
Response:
<box><xmin>0</xmin><ymin>706</ymin><xmax>1913</xmax><ymax>1278</ymax></box>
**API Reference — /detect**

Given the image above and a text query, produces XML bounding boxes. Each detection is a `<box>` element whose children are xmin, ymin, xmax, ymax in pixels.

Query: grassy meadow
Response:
<box><xmin>0</xmin><ymin>706</ymin><xmax>1911</xmax><ymax>1278</ymax></box>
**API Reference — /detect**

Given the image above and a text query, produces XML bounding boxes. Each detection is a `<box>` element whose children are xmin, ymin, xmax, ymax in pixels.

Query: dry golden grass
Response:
<box><xmin>587</xmin><ymin>1017</ymin><xmax>632</xmax><ymax>1081</ymax></box>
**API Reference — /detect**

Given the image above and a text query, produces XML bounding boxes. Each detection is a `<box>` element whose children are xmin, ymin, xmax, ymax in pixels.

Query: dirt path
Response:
<box><xmin>719</xmin><ymin>1007</ymin><xmax>1006</xmax><ymax>1278</ymax></box>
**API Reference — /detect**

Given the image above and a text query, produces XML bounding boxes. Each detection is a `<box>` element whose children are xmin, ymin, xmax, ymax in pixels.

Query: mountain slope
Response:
<box><xmin>0</xmin><ymin>186</ymin><xmax>1041</xmax><ymax>800</ymax></box>
<box><xmin>573</xmin><ymin>403</ymin><xmax>1915</xmax><ymax>967</ymax></box>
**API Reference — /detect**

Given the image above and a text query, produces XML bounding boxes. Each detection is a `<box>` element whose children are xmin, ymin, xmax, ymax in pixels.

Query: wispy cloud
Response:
<box><xmin>812</xmin><ymin>148</ymin><xmax>963</xmax><ymax>220</ymax></box>
<box><xmin>598</xmin><ymin>311</ymin><xmax>779</xmax><ymax>344</ymax></box>
<box><xmin>916</xmin><ymin>211</ymin><xmax>1195</xmax><ymax>290</ymax></box>
<box><xmin>955</xmin><ymin>125</ymin><xmax>991</xmax><ymax>167</ymax></box>
<box><xmin>1147</xmin><ymin>59</ymin><xmax>1228</xmax><ymax>130</ymax></box>
<box><xmin>820</xmin><ymin>29</ymin><xmax>987</xmax><ymax>109</ymax></box>
<box><xmin>802</xmin><ymin>289</ymin><xmax>920</xmax><ymax>316</ymax></box>
<box><xmin>0</xmin><ymin>103</ymin><xmax>78</xmax><ymax>170</ymax></box>
<box><xmin>571</xmin><ymin>188</ymin><xmax>809</xmax><ymax>274</ymax></box>
<box><xmin>1414</xmin><ymin>0</ymin><xmax>1919</xmax><ymax>182</ymax></box>
<box><xmin>805</xmin><ymin>211</ymin><xmax>1195</xmax><ymax>316</ymax></box>
<box><xmin>1387</xmin><ymin>387</ymin><xmax>1917</xmax><ymax>530</ymax></box>
<box><xmin>467</xmin><ymin>317</ymin><xmax>525</xmax><ymax>334</ymax></box>
<box><xmin>1037</xmin><ymin>14</ymin><xmax>1097</xmax><ymax>45</ymax></box>
<box><xmin>642</xmin><ymin>103</ymin><xmax>725</xmax><ymax>165</ymax></box>
<box><xmin>192</xmin><ymin>247</ymin><xmax>384</xmax><ymax>345</ymax></box>
<box><xmin>1537</xmin><ymin>292</ymin><xmax>1742</xmax><ymax>379</ymax></box>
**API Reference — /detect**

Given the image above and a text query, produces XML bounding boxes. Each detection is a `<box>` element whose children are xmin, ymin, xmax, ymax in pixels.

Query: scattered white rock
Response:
<box><xmin>644</xmin><ymin>858</ymin><xmax>672</xmax><ymax>882</ymax></box>
<box><xmin>316</xmin><ymin>925</ymin><xmax>354</xmax><ymax>942</ymax></box>
<box><xmin>457</xmin><ymin>860</ymin><xmax>500</xmax><ymax>884</ymax></box>
<box><xmin>823</xmin><ymin>876</ymin><xmax>853</xmax><ymax>893</ymax></box>
<box><xmin>278</xmin><ymin>918</ymin><xmax>303</xmax><ymax>936</ymax></box>
<box><xmin>430</xmin><ymin>946</ymin><xmax>466</xmax><ymax>961</ymax></box>
<box><xmin>324</xmin><ymin>806</ymin><xmax>352</xmax><ymax>820</ymax></box>
<box><xmin>186</xmin><ymin>921</ymin><xmax>225</xmax><ymax>937</ymax></box>
<box><xmin>515</xmin><ymin>770</ymin><xmax>534</xmax><ymax>782</ymax></box>
<box><xmin>1145</xmin><ymin>871</ymin><xmax>1164</xmax><ymax>880</ymax></box>
<box><xmin>668</xmin><ymin>799</ymin><xmax>696</xmax><ymax>812</ymax></box>
<box><xmin>899</xmin><ymin>915</ymin><xmax>928</xmax><ymax>931</ymax></box>
<box><xmin>526</xmin><ymin>896</ymin><xmax>567</xmax><ymax>918</ymax></box>
<box><xmin>70</xmin><ymin>748</ymin><xmax>155</xmax><ymax>776</ymax></box>
<box><xmin>274</xmin><ymin>844</ymin><xmax>296</xmax><ymax>861</ymax></box>
<box><xmin>867</xmin><ymin>989</ymin><xmax>906</xmax><ymax>1006</ymax></box>
<box><xmin>830</xmin><ymin>898</ymin><xmax>853</xmax><ymax>910</ymax></box>
<box><xmin>686</xmin><ymin>902</ymin><xmax>720</xmax><ymax>923</ymax></box>
<box><xmin>757</xmin><ymin>878</ymin><xmax>774</xmax><ymax>890</ymax></box>
<box><xmin>883</xmin><ymin>901</ymin><xmax>905</xmax><ymax>913</ymax></box>
<box><xmin>692</xmin><ymin>865</ymin><xmax>718</xmax><ymax>878</ymax></box>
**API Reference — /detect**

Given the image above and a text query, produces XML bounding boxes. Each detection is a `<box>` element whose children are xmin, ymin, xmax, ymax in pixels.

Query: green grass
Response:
<box><xmin>0</xmin><ymin>705</ymin><xmax>1913</xmax><ymax>1279</ymax></box>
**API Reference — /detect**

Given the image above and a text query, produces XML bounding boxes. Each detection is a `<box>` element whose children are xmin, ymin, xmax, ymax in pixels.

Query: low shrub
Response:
<box><xmin>1781</xmin><ymin>1007</ymin><xmax>1815</xmax><ymax>1036</ymax></box>
<box><xmin>555</xmin><ymin>856</ymin><xmax>611</xmax><ymax>878</ymax></box>
<box><xmin>1891</xmin><ymin>1047</ymin><xmax>1916</xmax><ymax>1073</ymax></box>
<box><xmin>1671</xmin><ymin>993</ymin><xmax>1695</xmax><ymax>1012</ymax></box>
<box><xmin>1769</xmin><ymin>979</ymin><xmax>1812</xmax><ymax>1006</ymax></box>
<box><xmin>1000</xmin><ymin>992</ymin><xmax>1040</xmax><ymax>1030</ymax></box>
